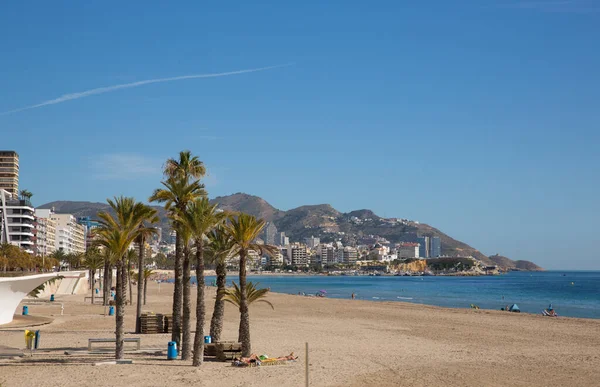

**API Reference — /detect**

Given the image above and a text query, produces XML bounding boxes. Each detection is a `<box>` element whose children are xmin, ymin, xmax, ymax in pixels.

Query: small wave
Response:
<box><xmin>372</xmin><ymin>297</ymin><xmax>380</xmax><ymax>299</ymax></box>
<box><xmin>397</xmin><ymin>296</ymin><xmax>414</xmax><ymax>300</ymax></box>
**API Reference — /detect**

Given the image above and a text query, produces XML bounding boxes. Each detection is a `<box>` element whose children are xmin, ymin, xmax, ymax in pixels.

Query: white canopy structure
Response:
<box><xmin>0</xmin><ymin>273</ymin><xmax>60</xmax><ymax>325</ymax></box>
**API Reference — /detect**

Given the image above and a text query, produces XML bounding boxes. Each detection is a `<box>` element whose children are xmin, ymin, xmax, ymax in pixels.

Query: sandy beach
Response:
<box><xmin>1</xmin><ymin>280</ymin><xmax>599</xmax><ymax>387</ymax></box>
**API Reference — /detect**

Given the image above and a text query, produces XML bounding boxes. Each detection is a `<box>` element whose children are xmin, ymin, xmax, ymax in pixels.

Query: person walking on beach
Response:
<box><xmin>351</xmin><ymin>292</ymin><xmax>355</xmax><ymax>300</ymax></box>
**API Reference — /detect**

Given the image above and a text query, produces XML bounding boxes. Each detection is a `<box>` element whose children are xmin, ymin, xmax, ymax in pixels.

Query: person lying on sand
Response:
<box><xmin>237</xmin><ymin>353</ymin><xmax>298</xmax><ymax>364</ymax></box>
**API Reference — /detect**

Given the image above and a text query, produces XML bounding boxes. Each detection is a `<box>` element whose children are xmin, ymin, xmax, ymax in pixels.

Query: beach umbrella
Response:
<box><xmin>319</xmin><ymin>289</ymin><xmax>327</xmax><ymax>293</ymax></box>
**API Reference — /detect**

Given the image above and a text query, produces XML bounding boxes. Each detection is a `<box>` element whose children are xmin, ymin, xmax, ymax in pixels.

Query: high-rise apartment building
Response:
<box><xmin>304</xmin><ymin>236</ymin><xmax>320</xmax><ymax>249</ymax></box>
<box><xmin>276</xmin><ymin>232</ymin><xmax>287</xmax><ymax>246</ymax></box>
<box><xmin>0</xmin><ymin>189</ymin><xmax>35</xmax><ymax>254</ymax></box>
<box><xmin>0</xmin><ymin>151</ymin><xmax>19</xmax><ymax>197</ymax></box>
<box><xmin>35</xmin><ymin>209</ymin><xmax>56</xmax><ymax>257</ymax></box>
<box><xmin>52</xmin><ymin>214</ymin><xmax>86</xmax><ymax>254</ymax></box>
<box><xmin>263</xmin><ymin>222</ymin><xmax>278</xmax><ymax>245</ymax></box>
<box><xmin>430</xmin><ymin>236</ymin><xmax>441</xmax><ymax>257</ymax></box>
<box><xmin>417</xmin><ymin>236</ymin><xmax>430</xmax><ymax>258</ymax></box>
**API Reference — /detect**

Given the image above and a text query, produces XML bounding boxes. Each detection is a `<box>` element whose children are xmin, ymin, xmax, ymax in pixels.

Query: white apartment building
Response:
<box><xmin>0</xmin><ymin>189</ymin><xmax>35</xmax><ymax>254</ymax></box>
<box><xmin>318</xmin><ymin>244</ymin><xmax>336</xmax><ymax>266</ymax></box>
<box><xmin>268</xmin><ymin>251</ymin><xmax>284</xmax><ymax>266</ymax></box>
<box><xmin>51</xmin><ymin>213</ymin><xmax>86</xmax><ymax>254</ymax></box>
<box><xmin>342</xmin><ymin>246</ymin><xmax>359</xmax><ymax>264</ymax></box>
<box><xmin>35</xmin><ymin>209</ymin><xmax>56</xmax><ymax>257</ymax></box>
<box><xmin>287</xmin><ymin>244</ymin><xmax>308</xmax><ymax>266</ymax></box>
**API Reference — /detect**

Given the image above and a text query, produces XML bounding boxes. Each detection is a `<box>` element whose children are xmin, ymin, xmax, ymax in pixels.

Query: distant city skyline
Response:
<box><xmin>1</xmin><ymin>2</ymin><xmax>598</xmax><ymax>270</ymax></box>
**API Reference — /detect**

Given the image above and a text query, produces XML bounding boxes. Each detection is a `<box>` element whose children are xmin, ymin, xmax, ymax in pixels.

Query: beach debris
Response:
<box><xmin>94</xmin><ymin>359</ymin><xmax>133</xmax><ymax>366</ymax></box>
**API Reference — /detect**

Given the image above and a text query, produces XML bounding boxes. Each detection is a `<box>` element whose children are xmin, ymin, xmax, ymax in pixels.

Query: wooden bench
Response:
<box><xmin>204</xmin><ymin>342</ymin><xmax>242</xmax><ymax>361</ymax></box>
<box><xmin>88</xmin><ymin>338</ymin><xmax>141</xmax><ymax>352</ymax></box>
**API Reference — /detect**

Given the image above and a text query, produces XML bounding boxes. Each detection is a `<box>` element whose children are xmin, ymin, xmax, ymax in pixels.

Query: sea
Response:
<box><xmin>194</xmin><ymin>271</ymin><xmax>600</xmax><ymax>319</ymax></box>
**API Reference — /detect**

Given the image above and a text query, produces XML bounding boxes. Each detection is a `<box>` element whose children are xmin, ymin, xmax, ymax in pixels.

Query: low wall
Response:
<box><xmin>37</xmin><ymin>271</ymin><xmax>88</xmax><ymax>298</ymax></box>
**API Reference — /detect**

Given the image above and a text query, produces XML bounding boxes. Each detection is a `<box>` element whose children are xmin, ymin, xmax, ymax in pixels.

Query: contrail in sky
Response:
<box><xmin>1</xmin><ymin>64</ymin><xmax>290</xmax><ymax>116</ymax></box>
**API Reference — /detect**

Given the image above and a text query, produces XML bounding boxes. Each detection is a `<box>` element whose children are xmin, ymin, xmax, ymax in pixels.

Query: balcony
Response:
<box><xmin>5</xmin><ymin>198</ymin><xmax>33</xmax><ymax>208</ymax></box>
<box><xmin>7</xmin><ymin>221</ymin><xmax>34</xmax><ymax>228</ymax></box>
<box><xmin>10</xmin><ymin>230</ymin><xmax>35</xmax><ymax>237</ymax></box>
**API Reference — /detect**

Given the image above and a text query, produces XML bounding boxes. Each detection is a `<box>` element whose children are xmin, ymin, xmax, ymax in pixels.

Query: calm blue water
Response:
<box><xmin>193</xmin><ymin>271</ymin><xmax>600</xmax><ymax>319</ymax></box>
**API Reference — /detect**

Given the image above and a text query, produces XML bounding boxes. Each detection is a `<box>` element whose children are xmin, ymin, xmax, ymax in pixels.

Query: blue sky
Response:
<box><xmin>1</xmin><ymin>1</ymin><xmax>598</xmax><ymax>269</ymax></box>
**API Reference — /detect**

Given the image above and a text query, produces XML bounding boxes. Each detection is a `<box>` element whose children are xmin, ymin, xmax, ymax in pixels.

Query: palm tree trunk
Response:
<box><xmin>181</xmin><ymin>245</ymin><xmax>192</xmax><ymax>361</ymax></box>
<box><xmin>136</xmin><ymin>236</ymin><xmax>145</xmax><ymax>333</ymax></box>
<box><xmin>115</xmin><ymin>258</ymin><xmax>125</xmax><ymax>360</ymax></box>
<box><xmin>171</xmin><ymin>233</ymin><xmax>183</xmax><ymax>353</ymax></box>
<box><xmin>143</xmin><ymin>276</ymin><xmax>148</xmax><ymax>305</ymax></box>
<box><xmin>128</xmin><ymin>260</ymin><xmax>133</xmax><ymax>306</ymax></box>
<box><xmin>91</xmin><ymin>269</ymin><xmax>96</xmax><ymax>305</ymax></box>
<box><xmin>103</xmin><ymin>259</ymin><xmax>111</xmax><ymax>306</ymax></box>
<box><xmin>209</xmin><ymin>261</ymin><xmax>227</xmax><ymax>343</ymax></box>
<box><xmin>238</xmin><ymin>250</ymin><xmax>251</xmax><ymax>356</ymax></box>
<box><xmin>192</xmin><ymin>240</ymin><xmax>205</xmax><ymax>367</ymax></box>
<box><xmin>121</xmin><ymin>263</ymin><xmax>127</xmax><ymax>307</ymax></box>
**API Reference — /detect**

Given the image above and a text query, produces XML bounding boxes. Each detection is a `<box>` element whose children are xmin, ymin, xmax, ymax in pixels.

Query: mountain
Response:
<box><xmin>210</xmin><ymin>193</ymin><xmax>282</xmax><ymax>221</ymax></box>
<box><xmin>38</xmin><ymin>194</ymin><xmax>542</xmax><ymax>270</ymax></box>
<box><xmin>488</xmin><ymin>255</ymin><xmax>543</xmax><ymax>271</ymax></box>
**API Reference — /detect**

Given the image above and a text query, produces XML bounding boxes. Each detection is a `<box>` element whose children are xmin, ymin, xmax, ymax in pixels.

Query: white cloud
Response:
<box><xmin>91</xmin><ymin>153</ymin><xmax>162</xmax><ymax>180</ymax></box>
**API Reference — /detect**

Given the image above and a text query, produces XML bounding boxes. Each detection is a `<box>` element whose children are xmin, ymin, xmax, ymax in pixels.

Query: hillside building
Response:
<box><xmin>397</xmin><ymin>242</ymin><xmax>420</xmax><ymax>259</ymax></box>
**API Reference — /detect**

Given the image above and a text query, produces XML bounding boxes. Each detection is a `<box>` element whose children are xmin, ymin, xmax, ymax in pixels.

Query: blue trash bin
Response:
<box><xmin>108</xmin><ymin>306</ymin><xmax>115</xmax><ymax>316</ymax></box>
<box><xmin>167</xmin><ymin>341</ymin><xmax>178</xmax><ymax>360</ymax></box>
<box><xmin>204</xmin><ymin>336</ymin><xmax>211</xmax><ymax>344</ymax></box>
<box><xmin>50</xmin><ymin>294</ymin><xmax>55</xmax><ymax>302</ymax></box>
<box><xmin>34</xmin><ymin>330</ymin><xmax>41</xmax><ymax>349</ymax></box>
<box><xmin>95</xmin><ymin>288</ymin><xmax>99</xmax><ymax>294</ymax></box>
<box><xmin>22</xmin><ymin>306</ymin><xmax>29</xmax><ymax>315</ymax></box>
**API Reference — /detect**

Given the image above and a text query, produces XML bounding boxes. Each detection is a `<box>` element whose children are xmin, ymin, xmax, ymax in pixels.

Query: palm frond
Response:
<box><xmin>220</xmin><ymin>281</ymin><xmax>274</xmax><ymax>310</ymax></box>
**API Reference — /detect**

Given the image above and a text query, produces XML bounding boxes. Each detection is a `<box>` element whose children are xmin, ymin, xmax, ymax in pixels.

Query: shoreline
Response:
<box><xmin>153</xmin><ymin>271</ymin><xmax>599</xmax><ymax>320</ymax></box>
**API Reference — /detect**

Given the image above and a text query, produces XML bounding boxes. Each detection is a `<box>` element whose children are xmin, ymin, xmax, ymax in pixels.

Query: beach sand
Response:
<box><xmin>1</xmin><ymin>280</ymin><xmax>599</xmax><ymax>387</ymax></box>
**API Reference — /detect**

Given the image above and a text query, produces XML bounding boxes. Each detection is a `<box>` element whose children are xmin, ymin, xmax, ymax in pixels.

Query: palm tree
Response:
<box><xmin>0</xmin><ymin>242</ymin><xmax>18</xmax><ymax>272</ymax></box>
<box><xmin>95</xmin><ymin>196</ymin><xmax>150</xmax><ymax>360</ymax></box>
<box><xmin>149</xmin><ymin>151</ymin><xmax>206</xmax><ymax>354</ymax></box>
<box><xmin>224</xmin><ymin>213</ymin><xmax>278</xmax><ymax>357</ymax></box>
<box><xmin>176</xmin><ymin>198</ymin><xmax>228</xmax><ymax>366</ymax></box>
<box><xmin>206</xmin><ymin>226</ymin><xmax>235</xmax><ymax>343</ymax></box>
<box><xmin>135</xmin><ymin>212</ymin><xmax>158</xmax><ymax>333</ymax></box>
<box><xmin>83</xmin><ymin>248</ymin><xmax>104</xmax><ymax>304</ymax></box>
<box><xmin>50</xmin><ymin>249</ymin><xmax>66</xmax><ymax>271</ymax></box>
<box><xmin>221</xmin><ymin>281</ymin><xmax>274</xmax><ymax>311</ymax></box>
<box><xmin>19</xmin><ymin>189</ymin><xmax>33</xmax><ymax>200</ymax></box>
